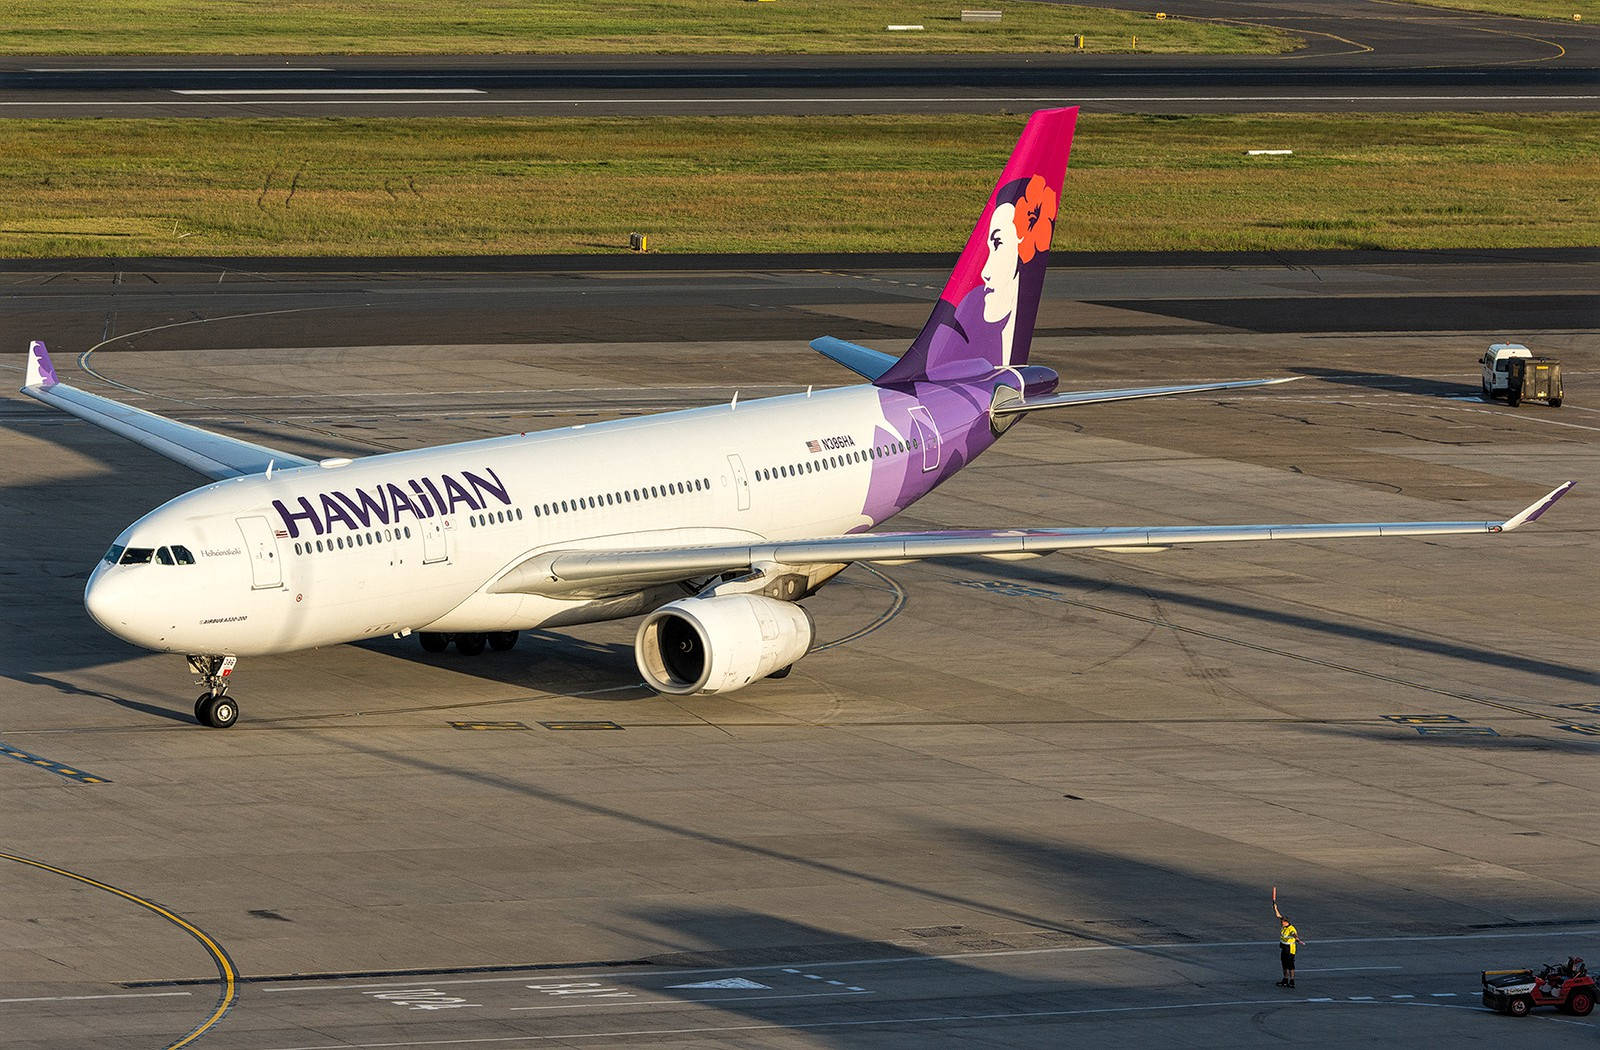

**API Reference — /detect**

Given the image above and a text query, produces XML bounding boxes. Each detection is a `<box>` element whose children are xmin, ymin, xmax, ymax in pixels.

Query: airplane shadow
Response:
<box><xmin>1291</xmin><ymin>366</ymin><xmax>1485</xmax><ymax>400</ymax></box>
<box><xmin>355</xmin><ymin>630</ymin><xmax>654</xmax><ymax>703</ymax></box>
<box><xmin>944</xmin><ymin>558</ymin><xmax>1599</xmax><ymax>690</ymax></box>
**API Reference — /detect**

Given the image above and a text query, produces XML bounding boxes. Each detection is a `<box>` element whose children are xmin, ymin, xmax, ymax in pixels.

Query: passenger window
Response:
<box><xmin>120</xmin><ymin>547</ymin><xmax>154</xmax><ymax>565</ymax></box>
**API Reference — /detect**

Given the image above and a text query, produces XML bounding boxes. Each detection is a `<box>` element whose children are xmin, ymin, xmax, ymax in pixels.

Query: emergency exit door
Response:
<box><xmin>727</xmin><ymin>453</ymin><xmax>751</xmax><ymax>511</ymax></box>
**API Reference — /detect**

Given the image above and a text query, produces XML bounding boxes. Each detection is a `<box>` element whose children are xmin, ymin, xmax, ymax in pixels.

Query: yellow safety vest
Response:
<box><xmin>1280</xmin><ymin>924</ymin><xmax>1298</xmax><ymax>952</ymax></box>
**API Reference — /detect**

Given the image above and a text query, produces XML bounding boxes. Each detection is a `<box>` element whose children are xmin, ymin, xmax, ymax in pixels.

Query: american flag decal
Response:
<box><xmin>806</xmin><ymin>440</ymin><xmax>821</xmax><ymax>453</ymax></box>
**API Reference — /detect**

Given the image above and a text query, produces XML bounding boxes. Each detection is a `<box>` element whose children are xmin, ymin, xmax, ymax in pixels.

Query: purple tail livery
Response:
<box><xmin>877</xmin><ymin>106</ymin><xmax>1078</xmax><ymax>386</ymax></box>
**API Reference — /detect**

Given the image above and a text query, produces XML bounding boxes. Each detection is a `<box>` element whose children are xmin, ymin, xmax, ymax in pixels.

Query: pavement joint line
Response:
<box><xmin>255</xmin><ymin>926</ymin><xmax>1600</xmax><ymax>993</ymax></box>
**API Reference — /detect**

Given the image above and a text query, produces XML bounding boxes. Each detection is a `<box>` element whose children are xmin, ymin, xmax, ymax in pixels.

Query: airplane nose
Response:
<box><xmin>84</xmin><ymin>568</ymin><xmax>151</xmax><ymax>645</ymax></box>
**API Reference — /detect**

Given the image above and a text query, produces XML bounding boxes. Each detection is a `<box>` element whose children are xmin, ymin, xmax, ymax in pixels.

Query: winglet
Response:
<box><xmin>25</xmin><ymin>341</ymin><xmax>59</xmax><ymax>389</ymax></box>
<box><xmin>1498</xmin><ymin>481</ymin><xmax>1575</xmax><ymax>532</ymax></box>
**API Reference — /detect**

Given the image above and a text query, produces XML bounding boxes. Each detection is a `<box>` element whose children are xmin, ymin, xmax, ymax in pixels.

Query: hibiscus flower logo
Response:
<box><xmin>1012</xmin><ymin>174</ymin><xmax>1058</xmax><ymax>264</ymax></box>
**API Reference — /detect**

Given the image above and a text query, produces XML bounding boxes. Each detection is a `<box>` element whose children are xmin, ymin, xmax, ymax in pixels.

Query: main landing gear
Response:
<box><xmin>417</xmin><ymin>631</ymin><xmax>519</xmax><ymax>656</ymax></box>
<box><xmin>188</xmin><ymin>654</ymin><xmax>239</xmax><ymax>728</ymax></box>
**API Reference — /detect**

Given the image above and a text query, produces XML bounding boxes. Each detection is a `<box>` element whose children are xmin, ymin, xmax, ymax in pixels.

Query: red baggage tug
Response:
<box><xmin>1481</xmin><ymin>957</ymin><xmax>1595</xmax><ymax>1017</ymax></box>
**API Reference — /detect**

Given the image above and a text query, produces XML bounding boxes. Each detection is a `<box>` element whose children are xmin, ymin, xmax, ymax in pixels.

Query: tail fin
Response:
<box><xmin>876</xmin><ymin>107</ymin><xmax>1077</xmax><ymax>386</ymax></box>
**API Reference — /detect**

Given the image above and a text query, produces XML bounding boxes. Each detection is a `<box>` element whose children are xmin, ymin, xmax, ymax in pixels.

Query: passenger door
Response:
<box><xmin>235</xmin><ymin>516</ymin><xmax>282</xmax><ymax>589</ymax></box>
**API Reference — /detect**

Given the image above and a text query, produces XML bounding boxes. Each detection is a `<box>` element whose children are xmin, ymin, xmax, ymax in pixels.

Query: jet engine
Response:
<box><xmin>636</xmin><ymin>594</ymin><xmax>814</xmax><ymax>695</ymax></box>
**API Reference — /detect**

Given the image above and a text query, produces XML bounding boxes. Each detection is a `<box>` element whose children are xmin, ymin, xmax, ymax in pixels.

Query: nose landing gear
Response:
<box><xmin>187</xmin><ymin>654</ymin><xmax>240</xmax><ymax>728</ymax></box>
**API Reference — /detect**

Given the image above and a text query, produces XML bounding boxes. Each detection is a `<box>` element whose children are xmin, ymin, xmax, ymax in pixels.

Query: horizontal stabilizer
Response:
<box><xmin>809</xmin><ymin>336</ymin><xmax>899</xmax><ymax>382</ymax></box>
<box><xmin>993</xmin><ymin>376</ymin><xmax>1298</xmax><ymax>416</ymax></box>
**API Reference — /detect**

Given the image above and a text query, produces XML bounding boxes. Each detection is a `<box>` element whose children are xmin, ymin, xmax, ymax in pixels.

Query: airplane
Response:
<box><xmin>21</xmin><ymin>106</ymin><xmax>1572</xmax><ymax>728</ymax></box>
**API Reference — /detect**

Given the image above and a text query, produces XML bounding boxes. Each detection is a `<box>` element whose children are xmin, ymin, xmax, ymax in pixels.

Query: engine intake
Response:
<box><xmin>636</xmin><ymin>594</ymin><xmax>814</xmax><ymax>695</ymax></box>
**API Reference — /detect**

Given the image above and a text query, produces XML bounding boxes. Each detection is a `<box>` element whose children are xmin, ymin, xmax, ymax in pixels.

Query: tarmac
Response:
<box><xmin>4</xmin><ymin>0</ymin><xmax>1597</xmax><ymax>117</ymax></box>
<box><xmin>1</xmin><ymin>252</ymin><xmax>1597</xmax><ymax>1047</ymax></box>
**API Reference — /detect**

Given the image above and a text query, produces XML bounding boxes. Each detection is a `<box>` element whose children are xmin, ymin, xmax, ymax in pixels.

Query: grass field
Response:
<box><xmin>3</xmin><ymin>114</ymin><xmax>1595</xmax><ymax>257</ymax></box>
<box><xmin>0</xmin><ymin>1</ymin><xmax>1292</xmax><ymax>55</ymax></box>
<box><xmin>1398</xmin><ymin>0</ymin><xmax>1596</xmax><ymax>20</ymax></box>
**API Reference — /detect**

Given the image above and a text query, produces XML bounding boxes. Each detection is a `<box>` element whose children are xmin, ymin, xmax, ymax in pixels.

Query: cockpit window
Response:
<box><xmin>157</xmin><ymin>547</ymin><xmax>175</xmax><ymax>565</ymax></box>
<box><xmin>103</xmin><ymin>544</ymin><xmax>126</xmax><ymax>566</ymax></box>
<box><xmin>172</xmin><ymin>545</ymin><xmax>195</xmax><ymax>565</ymax></box>
<box><xmin>119</xmin><ymin>547</ymin><xmax>154</xmax><ymax>565</ymax></box>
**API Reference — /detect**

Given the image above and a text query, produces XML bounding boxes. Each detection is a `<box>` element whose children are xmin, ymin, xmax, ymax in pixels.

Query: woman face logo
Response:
<box><xmin>980</xmin><ymin>202</ymin><xmax>1022</xmax><ymax>325</ymax></box>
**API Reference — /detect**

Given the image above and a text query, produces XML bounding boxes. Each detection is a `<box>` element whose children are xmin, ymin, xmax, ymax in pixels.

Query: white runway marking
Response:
<box><xmin>507</xmin><ymin>990</ymin><xmax>871</xmax><ymax>1011</ymax></box>
<box><xmin>172</xmin><ymin>88</ymin><xmax>486</xmax><ymax>96</ymax></box>
<box><xmin>259</xmin><ymin>925</ymin><xmax>1600</xmax><ymax>993</ymax></box>
<box><xmin>248</xmin><ymin>991</ymin><xmax>1583</xmax><ymax>1050</ymax></box>
<box><xmin>3</xmin><ymin>94</ymin><xmax>1597</xmax><ymax>109</ymax></box>
<box><xmin>0</xmin><ymin>991</ymin><xmax>193</xmax><ymax>1003</ymax></box>
<box><xmin>25</xmin><ymin>66</ymin><xmax>332</xmax><ymax>72</ymax></box>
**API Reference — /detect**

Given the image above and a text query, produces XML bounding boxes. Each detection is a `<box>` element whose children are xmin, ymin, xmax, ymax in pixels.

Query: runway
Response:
<box><xmin>3</xmin><ymin>0</ymin><xmax>1597</xmax><ymax>117</ymax></box>
<box><xmin>1</xmin><ymin>253</ymin><xmax>1596</xmax><ymax>1048</ymax></box>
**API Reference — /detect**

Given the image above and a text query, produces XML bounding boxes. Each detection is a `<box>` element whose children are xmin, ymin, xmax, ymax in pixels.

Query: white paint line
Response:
<box><xmin>508</xmin><ymin>989</ymin><xmax>869</xmax><ymax>1011</ymax></box>
<box><xmin>1431</xmin><ymin>992</ymin><xmax>1459</xmax><ymax>997</ymax></box>
<box><xmin>1349</xmin><ymin>995</ymin><xmax>1376</xmax><ymax>1000</ymax></box>
<box><xmin>1307</xmin><ymin>996</ymin><xmax>1335</xmax><ymax>1002</ymax></box>
<box><xmin>1297</xmin><ymin>966</ymin><xmax>1403</xmax><ymax>972</ymax></box>
<box><xmin>259</xmin><ymin>926</ymin><xmax>1600</xmax><ymax>994</ymax></box>
<box><xmin>247</xmin><ymin>994</ymin><xmax>1484</xmax><ymax>1049</ymax></box>
<box><xmin>26</xmin><ymin>66</ymin><xmax>331</xmax><ymax>72</ymax></box>
<box><xmin>0</xmin><ymin>991</ymin><xmax>192</xmax><ymax>1004</ymax></box>
<box><xmin>172</xmin><ymin>88</ymin><xmax>486</xmax><ymax>96</ymax></box>
<box><xmin>1392</xmin><ymin>994</ymin><xmax>1415</xmax><ymax>999</ymax></box>
<box><xmin>2</xmin><ymin>94</ymin><xmax>1597</xmax><ymax>109</ymax></box>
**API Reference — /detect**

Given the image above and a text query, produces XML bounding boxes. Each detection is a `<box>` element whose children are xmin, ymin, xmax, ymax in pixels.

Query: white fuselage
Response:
<box><xmin>85</xmin><ymin>382</ymin><xmax>978</xmax><ymax>657</ymax></box>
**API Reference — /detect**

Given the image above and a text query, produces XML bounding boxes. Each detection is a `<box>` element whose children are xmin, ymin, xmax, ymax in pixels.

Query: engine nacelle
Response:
<box><xmin>636</xmin><ymin>594</ymin><xmax>814</xmax><ymax>695</ymax></box>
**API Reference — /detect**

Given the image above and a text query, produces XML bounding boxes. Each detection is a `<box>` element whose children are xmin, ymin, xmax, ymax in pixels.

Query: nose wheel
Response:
<box><xmin>187</xmin><ymin>654</ymin><xmax>240</xmax><ymax>728</ymax></box>
<box><xmin>194</xmin><ymin>692</ymin><xmax>239</xmax><ymax>728</ymax></box>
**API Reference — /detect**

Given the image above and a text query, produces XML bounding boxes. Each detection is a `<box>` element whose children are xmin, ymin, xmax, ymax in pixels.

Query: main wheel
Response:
<box><xmin>455</xmin><ymin>633</ymin><xmax>486</xmax><ymax>656</ymax></box>
<box><xmin>1508</xmin><ymin>995</ymin><xmax>1531</xmax><ymax>1017</ymax></box>
<box><xmin>1568</xmin><ymin>989</ymin><xmax>1593</xmax><ymax>1016</ymax></box>
<box><xmin>198</xmin><ymin>694</ymin><xmax>239</xmax><ymax>729</ymax></box>
<box><xmin>418</xmin><ymin>632</ymin><xmax>449</xmax><ymax>653</ymax></box>
<box><xmin>488</xmin><ymin>631</ymin><xmax>519</xmax><ymax>652</ymax></box>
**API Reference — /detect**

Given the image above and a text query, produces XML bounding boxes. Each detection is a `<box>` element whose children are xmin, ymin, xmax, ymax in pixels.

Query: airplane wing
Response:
<box><xmin>992</xmin><ymin>376</ymin><xmax>1299</xmax><ymax>413</ymax></box>
<box><xmin>492</xmin><ymin>482</ymin><xmax>1574</xmax><ymax>598</ymax></box>
<box><xmin>21</xmin><ymin>341</ymin><xmax>317</xmax><ymax>481</ymax></box>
